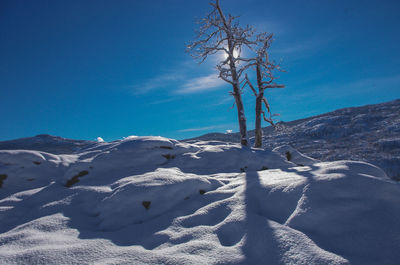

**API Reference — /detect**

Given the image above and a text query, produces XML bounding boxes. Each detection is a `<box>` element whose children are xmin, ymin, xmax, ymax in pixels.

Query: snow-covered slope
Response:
<box><xmin>1</xmin><ymin>136</ymin><xmax>399</xmax><ymax>264</ymax></box>
<box><xmin>187</xmin><ymin>99</ymin><xmax>400</xmax><ymax>180</ymax></box>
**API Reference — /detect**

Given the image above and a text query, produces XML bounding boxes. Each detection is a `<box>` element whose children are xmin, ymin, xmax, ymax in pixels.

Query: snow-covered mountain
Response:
<box><xmin>187</xmin><ymin>99</ymin><xmax>400</xmax><ymax>180</ymax></box>
<box><xmin>1</xmin><ymin>135</ymin><xmax>400</xmax><ymax>264</ymax></box>
<box><xmin>0</xmin><ymin>134</ymin><xmax>95</xmax><ymax>155</ymax></box>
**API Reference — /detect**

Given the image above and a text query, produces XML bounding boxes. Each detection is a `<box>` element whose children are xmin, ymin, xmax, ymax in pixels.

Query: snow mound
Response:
<box><xmin>97</xmin><ymin>168</ymin><xmax>215</xmax><ymax>230</ymax></box>
<box><xmin>189</xmin><ymin>99</ymin><xmax>400</xmax><ymax>180</ymax></box>
<box><xmin>0</xmin><ymin>150</ymin><xmax>77</xmax><ymax>194</ymax></box>
<box><xmin>285</xmin><ymin>161</ymin><xmax>400</xmax><ymax>264</ymax></box>
<box><xmin>273</xmin><ymin>145</ymin><xmax>319</xmax><ymax>166</ymax></box>
<box><xmin>172</xmin><ymin>142</ymin><xmax>294</xmax><ymax>174</ymax></box>
<box><xmin>1</xmin><ymin>137</ymin><xmax>399</xmax><ymax>264</ymax></box>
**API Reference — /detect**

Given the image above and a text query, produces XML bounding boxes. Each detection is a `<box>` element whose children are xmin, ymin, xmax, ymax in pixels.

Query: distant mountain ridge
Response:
<box><xmin>0</xmin><ymin>134</ymin><xmax>95</xmax><ymax>154</ymax></box>
<box><xmin>187</xmin><ymin>99</ymin><xmax>400</xmax><ymax>180</ymax></box>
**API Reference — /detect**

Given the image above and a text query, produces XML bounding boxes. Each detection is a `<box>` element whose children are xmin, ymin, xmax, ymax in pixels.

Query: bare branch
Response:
<box><xmin>264</xmin><ymin>84</ymin><xmax>285</xmax><ymax>89</ymax></box>
<box><xmin>187</xmin><ymin>0</ymin><xmax>254</xmax><ymax>146</ymax></box>
<box><xmin>244</xmin><ymin>74</ymin><xmax>258</xmax><ymax>97</ymax></box>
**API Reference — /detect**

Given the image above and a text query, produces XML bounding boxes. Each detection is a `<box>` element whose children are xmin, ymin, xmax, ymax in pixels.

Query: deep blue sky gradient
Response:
<box><xmin>1</xmin><ymin>0</ymin><xmax>399</xmax><ymax>141</ymax></box>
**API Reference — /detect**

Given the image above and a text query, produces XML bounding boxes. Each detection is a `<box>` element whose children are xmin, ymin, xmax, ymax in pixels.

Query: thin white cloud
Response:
<box><xmin>210</xmin><ymin>95</ymin><xmax>234</xmax><ymax>106</ymax></box>
<box><xmin>272</xmin><ymin>41</ymin><xmax>315</xmax><ymax>54</ymax></box>
<box><xmin>342</xmin><ymin>75</ymin><xmax>400</xmax><ymax>91</ymax></box>
<box><xmin>129</xmin><ymin>56</ymin><xmax>224</xmax><ymax>96</ymax></box>
<box><xmin>274</xmin><ymin>74</ymin><xmax>400</xmax><ymax>107</ymax></box>
<box><xmin>178</xmin><ymin>124</ymin><xmax>229</xmax><ymax>133</ymax></box>
<box><xmin>271</xmin><ymin>35</ymin><xmax>336</xmax><ymax>61</ymax></box>
<box><xmin>253</xmin><ymin>20</ymin><xmax>287</xmax><ymax>36</ymax></box>
<box><xmin>175</xmin><ymin>74</ymin><xmax>225</xmax><ymax>94</ymax></box>
<box><xmin>131</xmin><ymin>73</ymin><xmax>183</xmax><ymax>95</ymax></box>
<box><xmin>314</xmin><ymin>74</ymin><xmax>400</xmax><ymax>98</ymax></box>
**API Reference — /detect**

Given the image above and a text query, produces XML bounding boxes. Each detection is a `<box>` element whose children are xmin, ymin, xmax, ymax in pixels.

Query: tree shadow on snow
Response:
<box><xmin>239</xmin><ymin>171</ymin><xmax>281</xmax><ymax>264</ymax></box>
<box><xmin>283</xmin><ymin>164</ymin><xmax>400</xmax><ymax>265</ymax></box>
<box><xmin>66</xmin><ymin>186</ymin><xmax>234</xmax><ymax>249</ymax></box>
<box><xmin>67</xmin><ymin>170</ymin><xmax>284</xmax><ymax>259</ymax></box>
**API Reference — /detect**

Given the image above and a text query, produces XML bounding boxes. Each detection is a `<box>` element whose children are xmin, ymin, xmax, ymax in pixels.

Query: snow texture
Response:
<box><xmin>188</xmin><ymin>99</ymin><xmax>400</xmax><ymax>180</ymax></box>
<box><xmin>1</xmin><ymin>135</ymin><xmax>399</xmax><ymax>264</ymax></box>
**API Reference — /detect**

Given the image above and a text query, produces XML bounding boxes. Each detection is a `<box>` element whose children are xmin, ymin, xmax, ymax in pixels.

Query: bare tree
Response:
<box><xmin>243</xmin><ymin>33</ymin><xmax>284</xmax><ymax>148</ymax></box>
<box><xmin>187</xmin><ymin>0</ymin><xmax>254</xmax><ymax>146</ymax></box>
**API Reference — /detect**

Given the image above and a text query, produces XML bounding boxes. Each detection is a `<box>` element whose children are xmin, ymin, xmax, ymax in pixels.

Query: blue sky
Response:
<box><xmin>1</xmin><ymin>0</ymin><xmax>399</xmax><ymax>141</ymax></box>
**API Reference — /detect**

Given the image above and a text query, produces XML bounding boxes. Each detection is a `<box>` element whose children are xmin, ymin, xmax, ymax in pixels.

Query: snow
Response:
<box><xmin>97</xmin><ymin>168</ymin><xmax>214</xmax><ymax>230</ymax></box>
<box><xmin>188</xmin><ymin>99</ymin><xmax>400</xmax><ymax>180</ymax></box>
<box><xmin>273</xmin><ymin>145</ymin><xmax>319</xmax><ymax>166</ymax></box>
<box><xmin>1</xmin><ymin>135</ymin><xmax>399</xmax><ymax>264</ymax></box>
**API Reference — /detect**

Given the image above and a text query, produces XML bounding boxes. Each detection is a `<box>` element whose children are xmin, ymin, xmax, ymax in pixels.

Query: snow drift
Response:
<box><xmin>188</xmin><ymin>99</ymin><xmax>400</xmax><ymax>180</ymax></box>
<box><xmin>0</xmin><ymin>136</ymin><xmax>399</xmax><ymax>264</ymax></box>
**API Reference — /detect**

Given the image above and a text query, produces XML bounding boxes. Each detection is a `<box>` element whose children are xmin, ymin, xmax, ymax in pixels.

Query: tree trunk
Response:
<box><xmin>254</xmin><ymin>95</ymin><xmax>263</xmax><ymax>148</ymax></box>
<box><xmin>254</xmin><ymin>63</ymin><xmax>263</xmax><ymax>148</ymax></box>
<box><xmin>227</xmin><ymin>40</ymin><xmax>248</xmax><ymax>146</ymax></box>
<box><xmin>233</xmin><ymin>83</ymin><xmax>248</xmax><ymax>146</ymax></box>
<box><xmin>216</xmin><ymin>1</ymin><xmax>248</xmax><ymax>146</ymax></box>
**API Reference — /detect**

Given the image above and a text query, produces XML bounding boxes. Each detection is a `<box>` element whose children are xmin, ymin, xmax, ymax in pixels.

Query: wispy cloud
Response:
<box><xmin>340</xmin><ymin>75</ymin><xmax>400</xmax><ymax>91</ymax></box>
<box><xmin>175</xmin><ymin>74</ymin><xmax>225</xmax><ymax>94</ymax></box>
<box><xmin>178</xmin><ymin>124</ymin><xmax>230</xmax><ymax>133</ymax></box>
<box><xmin>271</xmin><ymin>35</ymin><xmax>335</xmax><ymax>61</ymax></box>
<box><xmin>210</xmin><ymin>95</ymin><xmax>234</xmax><ymax>106</ymax></box>
<box><xmin>274</xmin><ymin>74</ymin><xmax>400</xmax><ymax>107</ymax></box>
<box><xmin>253</xmin><ymin>20</ymin><xmax>287</xmax><ymax>36</ymax></box>
<box><xmin>131</xmin><ymin>73</ymin><xmax>184</xmax><ymax>95</ymax></box>
<box><xmin>129</xmin><ymin>56</ymin><xmax>227</xmax><ymax>96</ymax></box>
<box><xmin>314</xmin><ymin>74</ymin><xmax>400</xmax><ymax>99</ymax></box>
<box><xmin>272</xmin><ymin>41</ymin><xmax>316</xmax><ymax>54</ymax></box>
